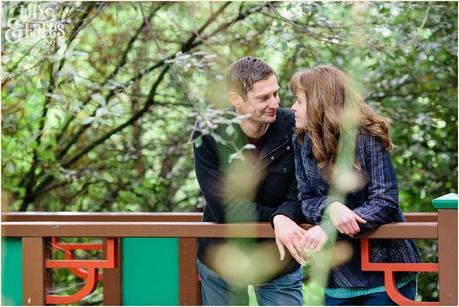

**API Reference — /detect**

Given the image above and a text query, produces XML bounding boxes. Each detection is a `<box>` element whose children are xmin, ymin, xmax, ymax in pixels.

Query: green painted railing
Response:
<box><xmin>432</xmin><ymin>193</ymin><xmax>458</xmax><ymax>209</ymax></box>
<box><xmin>122</xmin><ymin>238</ymin><xmax>179</xmax><ymax>305</ymax></box>
<box><xmin>2</xmin><ymin>238</ymin><xmax>23</xmax><ymax>305</ymax></box>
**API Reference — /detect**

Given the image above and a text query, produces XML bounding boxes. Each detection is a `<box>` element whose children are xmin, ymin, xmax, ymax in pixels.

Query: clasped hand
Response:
<box><xmin>273</xmin><ymin>215</ymin><xmax>327</xmax><ymax>265</ymax></box>
<box><xmin>273</xmin><ymin>202</ymin><xmax>367</xmax><ymax>264</ymax></box>
<box><xmin>327</xmin><ymin>201</ymin><xmax>367</xmax><ymax>237</ymax></box>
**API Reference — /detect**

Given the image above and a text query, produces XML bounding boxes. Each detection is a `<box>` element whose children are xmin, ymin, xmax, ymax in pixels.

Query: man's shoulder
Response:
<box><xmin>192</xmin><ymin>127</ymin><xmax>218</xmax><ymax>152</ymax></box>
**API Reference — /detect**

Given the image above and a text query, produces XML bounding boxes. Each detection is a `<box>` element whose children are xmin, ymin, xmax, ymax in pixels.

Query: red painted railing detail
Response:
<box><xmin>46</xmin><ymin>268</ymin><xmax>99</xmax><ymax>305</ymax></box>
<box><xmin>45</xmin><ymin>237</ymin><xmax>118</xmax><ymax>305</ymax></box>
<box><xmin>360</xmin><ymin>238</ymin><xmax>439</xmax><ymax>306</ymax></box>
<box><xmin>50</xmin><ymin>237</ymin><xmax>104</xmax><ymax>280</ymax></box>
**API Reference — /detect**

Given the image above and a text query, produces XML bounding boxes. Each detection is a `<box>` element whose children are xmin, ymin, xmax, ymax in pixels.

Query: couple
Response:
<box><xmin>193</xmin><ymin>57</ymin><xmax>421</xmax><ymax>306</ymax></box>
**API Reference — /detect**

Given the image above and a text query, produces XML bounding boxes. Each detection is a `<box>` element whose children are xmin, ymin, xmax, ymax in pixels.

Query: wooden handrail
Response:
<box><xmin>1</xmin><ymin>212</ymin><xmax>437</xmax><ymax>222</ymax></box>
<box><xmin>1</xmin><ymin>212</ymin><xmax>203</xmax><ymax>222</ymax></box>
<box><xmin>1</xmin><ymin>221</ymin><xmax>438</xmax><ymax>239</ymax></box>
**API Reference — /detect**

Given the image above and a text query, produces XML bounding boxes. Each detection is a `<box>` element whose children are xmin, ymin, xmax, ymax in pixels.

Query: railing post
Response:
<box><xmin>433</xmin><ymin>193</ymin><xmax>458</xmax><ymax>306</ymax></box>
<box><xmin>22</xmin><ymin>237</ymin><xmax>52</xmax><ymax>306</ymax></box>
<box><xmin>179</xmin><ymin>238</ymin><xmax>201</xmax><ymax>305</ymax></box>
<box><xmin>103</xmin><ymin>238</ymin><xmax>122</xmax><ymax>305</ymax></box>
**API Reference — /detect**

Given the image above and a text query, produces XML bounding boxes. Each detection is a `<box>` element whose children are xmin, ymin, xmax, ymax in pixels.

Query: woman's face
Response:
<box><xmin>291</xmin><ymin>91</ymin><xmax>307</xmax><ymax>129</ymax></box>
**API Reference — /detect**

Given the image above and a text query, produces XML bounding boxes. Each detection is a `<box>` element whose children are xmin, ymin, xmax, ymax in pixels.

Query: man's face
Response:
<box><xmin>239</xmin><ymin>74</ymin><xmax>280</xmax><ymax>124</ymax></box>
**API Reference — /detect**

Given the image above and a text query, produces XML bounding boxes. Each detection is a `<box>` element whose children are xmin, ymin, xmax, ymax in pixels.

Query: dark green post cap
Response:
<box><xmin>432</xmin><ymin>193</ymin><xmax>458</xmax><ymax>209</ymax></box>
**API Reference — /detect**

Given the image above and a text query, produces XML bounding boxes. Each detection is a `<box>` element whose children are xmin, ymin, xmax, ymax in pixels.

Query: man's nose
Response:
<box><xmin>269</xmin><ymin>97</ymin><xmax>279</xmax><ymax>108</ymax></box>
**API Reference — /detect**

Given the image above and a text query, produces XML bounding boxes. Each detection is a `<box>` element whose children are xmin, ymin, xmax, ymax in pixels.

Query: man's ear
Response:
<box><xmin>228</xmin><ymin>91</ymin><xmax>244</xmax><ymax>108</ymax></box>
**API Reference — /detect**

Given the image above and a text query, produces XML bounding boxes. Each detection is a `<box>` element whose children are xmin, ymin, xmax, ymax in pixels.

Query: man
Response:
<box><xmin>193</xmin><ymin>56</ymin><xmax>307</xmax><ymax>305</ymax></box>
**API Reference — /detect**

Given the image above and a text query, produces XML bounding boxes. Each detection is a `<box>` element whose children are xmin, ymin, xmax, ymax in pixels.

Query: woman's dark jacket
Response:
<box><xmin>293</xmin><ymin>132</ymin><xmax>421</xmax><ymax>288</ymax></box>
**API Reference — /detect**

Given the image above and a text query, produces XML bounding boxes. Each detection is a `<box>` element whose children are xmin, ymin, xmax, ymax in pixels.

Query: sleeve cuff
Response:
<box><xmin>270</xmin><ymin>212</ymin><xmax>293</xmax><ymax>229</ymax></box>
<box><xmin>271</xmin><ymin>201</ymin><xmax>304</xmax><ymax>228</ymax></box>
<box><xmin>316</xmin><ymin>196</ymin><xmax>331</xmax><ymax>221</ymax></box>
<box><xmin>318</xmin><ymin>195</ymin><xmax>343</xmax><ymax>220</ymax></box>
<box><xmin>319</xmin><ymin>219</ymin><xmax>336</xmax><ymax>239</ymax></box>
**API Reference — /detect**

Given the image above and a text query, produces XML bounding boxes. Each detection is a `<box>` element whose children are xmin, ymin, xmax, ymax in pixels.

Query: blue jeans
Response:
<box><xmin>197</xmin><ymin>259</ymin><xmax>303</xmax><ymax>306</ymax></box>
<box><xmin>324</xmin><ymin>280</ymin><xmax>417</xmax><ymax>306</ymax></box>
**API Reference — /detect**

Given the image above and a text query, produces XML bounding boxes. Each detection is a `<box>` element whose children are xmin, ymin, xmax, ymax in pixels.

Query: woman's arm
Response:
<box><xmin>293</xmin><ymin>139</ymin><xmax>339</xmax><ymax>238</ymax></box>
<box><xmin>352</xmin><ymin>134</ymin><xmax>400</xmax><ymax>230</ymax></box>
<box><xmin>294</xmin><ymin>140</ymin><xmax>327</xmax><ymax>225</ymax></box>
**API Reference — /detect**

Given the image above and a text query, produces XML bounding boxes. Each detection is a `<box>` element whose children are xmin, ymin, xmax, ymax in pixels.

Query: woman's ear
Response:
<box><xmin>228</xmin><ymin>91</ymin><xmax>243</xmax><ymax>108</ymax></box>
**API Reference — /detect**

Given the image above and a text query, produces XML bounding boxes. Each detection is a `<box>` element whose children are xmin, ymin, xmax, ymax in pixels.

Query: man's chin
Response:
<box><xmin>264</xmin><ymin>114</ymin><xmax>276</xmax><ymax>123</ymax></box>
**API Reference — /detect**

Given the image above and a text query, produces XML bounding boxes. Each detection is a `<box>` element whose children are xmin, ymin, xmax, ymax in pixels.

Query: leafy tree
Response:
<box><xmin>2</xmin><ymin>1</ymin><xmax>456</xmax><ymax>304</ymax></box>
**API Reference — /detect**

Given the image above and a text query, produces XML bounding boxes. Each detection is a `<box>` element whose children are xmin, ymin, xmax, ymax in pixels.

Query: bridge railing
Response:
<box><xmin>1</xmin><ymin>194</ymin><xmax>457</xmax><ymax>306</ymax></box>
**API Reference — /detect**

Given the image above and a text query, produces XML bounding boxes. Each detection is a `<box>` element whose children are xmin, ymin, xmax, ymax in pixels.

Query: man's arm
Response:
<box><xmin>271</xmin><ymin>173</ymin><xmax>305</xmax><ymax>225</ymax></box>
<box><xmin>270</xmin><ymin>142</ymin><xmax>309</xmax><ymax>264</ymax></box>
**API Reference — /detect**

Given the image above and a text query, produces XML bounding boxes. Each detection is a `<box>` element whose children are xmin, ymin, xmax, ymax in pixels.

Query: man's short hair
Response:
<box><xmin>226</xmin><ymin>56</ymin><xmax>274</xmax><ymax>99</ymax></box>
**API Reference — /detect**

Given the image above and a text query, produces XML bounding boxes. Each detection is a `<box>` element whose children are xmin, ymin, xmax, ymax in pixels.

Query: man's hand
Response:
<box><xmin>273</xmin><ymin>215</ymin><xmax>307</xmax><ymax>265</ymax></box>
<box><xmin>328</xmin><ymin>201</ymin><xmax>367</xmax><ymax>237</ymax></box>
<box><xmin>303</xmin><ymin>225</ymin><xmax>328</xmax><ymax>252</ymax></box>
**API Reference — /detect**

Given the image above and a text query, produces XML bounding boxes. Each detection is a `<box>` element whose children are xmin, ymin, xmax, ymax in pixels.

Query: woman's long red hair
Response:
<box><xmin>290</xmin><ymin>65</ymin><xmax>394</xmax><ymax>170</ymax></box>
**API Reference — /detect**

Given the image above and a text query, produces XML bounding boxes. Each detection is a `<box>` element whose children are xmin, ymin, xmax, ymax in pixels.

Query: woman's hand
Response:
<box><xmin>328</xmin><ymin>201</ymin><xmax>367</xmax><ymax>237</ymax></box>
<box><xmin>303</xmin><ymin>225</ymin><xmax>328</xmax><ymax>253</ymax></box>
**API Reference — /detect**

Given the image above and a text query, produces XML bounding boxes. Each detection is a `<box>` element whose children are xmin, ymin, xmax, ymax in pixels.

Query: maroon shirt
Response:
<box><xmin>247</xmin><ymin>133</ymin><xmax>266</xmax><ymax>161</ymax></box>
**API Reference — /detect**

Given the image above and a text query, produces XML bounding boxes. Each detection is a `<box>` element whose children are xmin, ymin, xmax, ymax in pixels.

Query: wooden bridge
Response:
<box><xmin>1</xmin><ymin>193</ymin><xmax>457</xmax><ymax>306</ymax></box>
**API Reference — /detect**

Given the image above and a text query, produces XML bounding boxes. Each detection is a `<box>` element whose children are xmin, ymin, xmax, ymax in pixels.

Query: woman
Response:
<box><xmin>290</xmin><ymin>65</ymin><xmax>421</xmax><ymax>305</ymax></box>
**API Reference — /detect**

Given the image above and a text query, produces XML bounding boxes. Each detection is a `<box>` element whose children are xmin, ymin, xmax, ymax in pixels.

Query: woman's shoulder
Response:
<box><xmin>357</xmin><ymin>132</ymin><xmax>387</xmax><ymax>150</ymax></box>
<box><xmin>292</xmin><ymin>133</ymin><xmax>313</xmax><ymax>160</ymax></box>
<box><xmin>292</xmin><ymin>132</ymin><xmax>312</xmax><ymax>145</ymax></box>
<box><xmin>356</xmin><ymin>133</ymin><xmax>391</xmax><ymax>166</ymax></box>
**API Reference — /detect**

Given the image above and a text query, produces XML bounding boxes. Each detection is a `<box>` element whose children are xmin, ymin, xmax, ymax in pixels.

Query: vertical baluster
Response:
<box><xmin>103</xmin><ymin>238</ymin><xmax>122</xmax><ymax>305</ymax></box>
<box><xmin>433</xmin><ymin>193</ymin><xmax>458</xmax><ymax>306</ymax></box>
<box><xmin>22</xmin><ymin>237</ymin><xmax>51</xmax><ymax>306</ymax></box>
<box><xmin>179</xmin><ymin>238</ymin><xmax>201</xmax><ymax>305</ymax></box>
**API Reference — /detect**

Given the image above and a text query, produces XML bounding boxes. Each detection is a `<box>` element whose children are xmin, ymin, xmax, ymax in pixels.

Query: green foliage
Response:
<box><xmin>1</xmin><ymin>1</ymin><xmax>456</xmax><ymax>304</ymax></box>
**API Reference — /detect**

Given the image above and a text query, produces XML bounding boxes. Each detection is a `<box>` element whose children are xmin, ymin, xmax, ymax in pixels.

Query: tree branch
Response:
<box><xmin>55</xmin><ymin>4</ymin><xmax>164</xmax><ymax>152</ymax></box>
<box><xmin>55</xmin><ymin>2</ymin><xmax>231</xmax><ymax>161</ymax></box>
<box><xmin>62</xmin><ymin>65</ymin><xmax>169</xmax><ymax>168</ymax></box>
<box><xmin>21</xmin><ymin>2</ymin><xmax>269</xmax><ymax>205</ymax></box>
<box><xmin>19</xmin><ymin>59</ymin><xmax>55</xmax><ymax>211</ymax></box>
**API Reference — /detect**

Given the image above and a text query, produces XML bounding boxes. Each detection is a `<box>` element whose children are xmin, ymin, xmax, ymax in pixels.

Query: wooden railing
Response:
<box><xmin>1</xmin><ymin>195</ymin><xmax>457</xmax><ymax>306</ymax></box>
